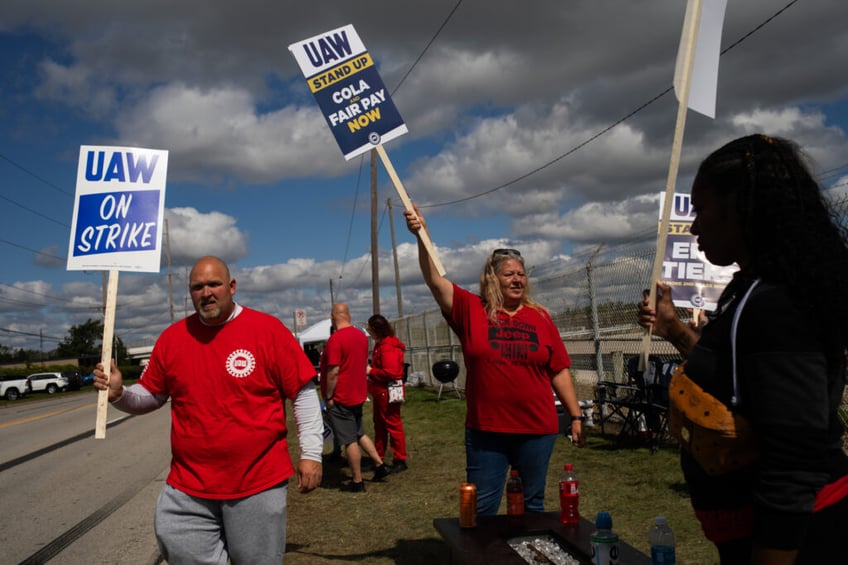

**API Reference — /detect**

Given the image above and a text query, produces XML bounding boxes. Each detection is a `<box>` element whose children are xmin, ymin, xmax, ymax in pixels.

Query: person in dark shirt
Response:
<box><xmin>639</xmin><ymin>135</ymin><xmax>848</xmax><ymax>564</ymax></box>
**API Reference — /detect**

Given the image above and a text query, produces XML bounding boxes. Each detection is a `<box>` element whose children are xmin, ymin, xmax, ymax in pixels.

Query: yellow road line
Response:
<box><xmin>0</xmin><ymin>402</ymin><xmax>95</xmax><ymax>428</ymax></box>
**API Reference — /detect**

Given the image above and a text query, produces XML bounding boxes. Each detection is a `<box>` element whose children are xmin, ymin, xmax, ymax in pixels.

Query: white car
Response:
<box><xmin>26</xmin><ymin>372</ymin><xmax>69</xmax><ymax>394</ymax></box>
<box><xmin>0</xmin><ymin>375</ymin><xmax>31</xmax><ymax>400</ymax></box>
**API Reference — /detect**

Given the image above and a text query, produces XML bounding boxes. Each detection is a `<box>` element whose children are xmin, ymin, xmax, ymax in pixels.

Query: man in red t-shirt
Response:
<box><xmin>94</xmin><ymin>256</ymin><xmax>323</xmax><ymax>564</ymax></box>
<box><xmin>320</xmin><ymin>302</ymin><xmax>390</xmax><ymax>491</ymax></box>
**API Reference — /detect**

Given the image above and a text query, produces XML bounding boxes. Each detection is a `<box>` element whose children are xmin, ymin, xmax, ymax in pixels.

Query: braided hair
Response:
<box><xmin>698</xmin><ymin>134</ymin><xmax>848</xmax><ymax>355</ymax></box>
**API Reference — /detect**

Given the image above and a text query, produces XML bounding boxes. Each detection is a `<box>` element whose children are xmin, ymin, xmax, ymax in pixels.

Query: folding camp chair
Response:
<box><xmin>597</xmin><ymin>355</ymin><xmax>679</xmax><ymax>452</ymax></box>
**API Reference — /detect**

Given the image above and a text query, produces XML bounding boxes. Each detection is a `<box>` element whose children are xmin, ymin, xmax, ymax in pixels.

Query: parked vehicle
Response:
<box><xmin>1</xmin><ymin>375</ymin><xmax>32</xmax><ymax>400</ymax></box>
<box><xmin>26</xmin><ymin>372</ymin><xmax>70</xmax><ymax>394</ymax></box>
<box><xmin>63</xmin><ymin>370</ymin><xmax>83</xmax><ymax>391</ymax></box>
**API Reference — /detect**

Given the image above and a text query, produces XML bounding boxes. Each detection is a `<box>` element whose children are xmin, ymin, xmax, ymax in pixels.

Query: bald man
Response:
<box><xmin>95</xmin><ymin>256</ymin><xmax>323</xmax><ymax>564</ymax></box>
<box><xmin>320</xmin><ymin>303</ymin><xmax>390</xmax><ymax>491</ymax></box>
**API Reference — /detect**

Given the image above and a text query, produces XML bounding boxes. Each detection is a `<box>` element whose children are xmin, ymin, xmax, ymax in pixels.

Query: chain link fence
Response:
<box><xmin>393</xmin><ymin>193</ymin><xmax>848</xmax><ymax>424</ymax></box>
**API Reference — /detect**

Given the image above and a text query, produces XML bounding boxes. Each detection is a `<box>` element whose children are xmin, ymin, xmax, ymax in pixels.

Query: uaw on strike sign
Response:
<box><xmin>67</xmin><ymin>145</ymin><xmax>168</xmax><ymax>272</ymax></box>
<box><xmin>660</xmin><ymin>192</ymin><xmax>735</xmax><ymax>311</ymax></box>
<box><xmin>289</xmin><ymin>24</ymin><xmax>408</xmax><ymax>160</ymax></box>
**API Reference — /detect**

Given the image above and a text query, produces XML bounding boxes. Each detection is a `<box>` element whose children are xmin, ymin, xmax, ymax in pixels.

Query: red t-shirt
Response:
<box><xmin>447</xmin><ymin>284</ymin><xmax>571</xmax><ymax>434</ymax></box>
<box><xmin>320</xmin><ymin>325</ymin><xmax>368</xmax><ymax>406</ymax></box>
<box><xmin>139</xmin><ymin>307</ymin><xmax>316</xmax><ymax>499</ymax></box>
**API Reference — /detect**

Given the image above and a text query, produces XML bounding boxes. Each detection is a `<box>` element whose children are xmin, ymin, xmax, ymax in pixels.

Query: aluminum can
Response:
<box><xmin>459</xmin><ymin>482</ymin><xmax>477</xmax><ymax>528</ymax></box>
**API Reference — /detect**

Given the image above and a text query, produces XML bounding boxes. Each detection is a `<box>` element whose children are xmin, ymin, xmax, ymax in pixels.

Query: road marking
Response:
<box><xmin>0</xmin><ymin>402</ymin><xmax>94</xmax><ymax>428</ymax></box>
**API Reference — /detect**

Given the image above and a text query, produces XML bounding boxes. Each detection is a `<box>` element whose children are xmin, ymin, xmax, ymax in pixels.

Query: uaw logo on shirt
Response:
<box><xmin>226</xmin><ymin>349</ymin><xmax>256</xmax><ymax>378</ymax></box>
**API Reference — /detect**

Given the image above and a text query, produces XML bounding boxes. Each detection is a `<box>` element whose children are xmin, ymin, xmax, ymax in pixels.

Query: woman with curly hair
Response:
<box><xmin>405</xmin><ymin>205</ymin><xmax>585</xmax><ymax>516</ymax></box>
<box><xmin>366</xmin><ymin>314</ymin><xmax>409</xmax><ymax>473</ymax></box>
<box><xmin>639</xmin><ymin>134</ymin><xmax>848</xmax><ymax>564</ymax></box>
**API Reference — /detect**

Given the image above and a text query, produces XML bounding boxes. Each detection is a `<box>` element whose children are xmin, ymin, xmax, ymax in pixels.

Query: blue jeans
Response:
<box><xmin>465</xmin><ymin>428</ymin><xmax>557</xmax><ymax>516</ymax></box>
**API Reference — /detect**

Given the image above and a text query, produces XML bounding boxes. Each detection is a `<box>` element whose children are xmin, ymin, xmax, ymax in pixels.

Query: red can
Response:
<box><xmin>459</xmin><ymin>482</ymin><xmax>477</xmax><ymax>528</ymax></box>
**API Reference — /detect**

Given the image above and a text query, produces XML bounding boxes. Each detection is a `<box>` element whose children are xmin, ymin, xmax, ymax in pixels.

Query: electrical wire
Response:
<box><xmin>419</xmin><ymin>0</ymin><xmax>802</xmax><ymax>209</ymax></box>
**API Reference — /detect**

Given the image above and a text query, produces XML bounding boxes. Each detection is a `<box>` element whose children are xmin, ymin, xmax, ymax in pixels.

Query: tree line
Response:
<box><xmin>0</xmin><ymin>318</ymin><xmax>128</xmax><ymax>367</ymax></box>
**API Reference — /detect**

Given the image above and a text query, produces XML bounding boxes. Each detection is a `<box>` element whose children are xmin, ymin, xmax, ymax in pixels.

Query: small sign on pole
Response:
<box><xmin>295</xmin><ymin>309</ymin><xmax>307</xmax><ymax>329</ymax></box>
<box><xmin>67</xmin><ymin>145</ymin><xmax>169</xmax><ymax>438</ymax></box>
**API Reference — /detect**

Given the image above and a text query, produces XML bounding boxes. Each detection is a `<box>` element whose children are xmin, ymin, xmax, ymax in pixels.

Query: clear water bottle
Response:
<box><xmin>649</xmin><ymin>516</ymin><xmax>676</xmax><ymax>564</ymax></box>
<box><xmin>506</xmin><ymin>468</ymin><xmax>524</xmax><ymax>517</ymax></box>
<box><xmin>591</xmin><ymin>511</ymin><xmax>619</xmax><ymax>565</ymax></box>
<box><xmin>559</xmin><ymin>463</ymin><xmax>579</xmax><ymax>525</ymax></box>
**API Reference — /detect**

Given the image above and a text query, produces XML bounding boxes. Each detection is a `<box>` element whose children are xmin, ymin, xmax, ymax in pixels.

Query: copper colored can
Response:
<box><xmin>459</xmin><ymin>482</ymin><xmax>477</xmax><ymax>528</ymax></box>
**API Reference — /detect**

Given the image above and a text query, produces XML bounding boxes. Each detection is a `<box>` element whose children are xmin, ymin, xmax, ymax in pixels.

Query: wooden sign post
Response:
<box><xmin>95</xmin><ymin>270</ymin><xmax>119</xmax><ymax>439</ymax></box>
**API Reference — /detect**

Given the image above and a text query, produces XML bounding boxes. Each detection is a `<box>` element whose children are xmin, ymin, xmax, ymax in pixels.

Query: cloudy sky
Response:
<box><xmin>2</xmin><ymin>0</ymin><xmax>848</xmax><ymax>353</ymax></box>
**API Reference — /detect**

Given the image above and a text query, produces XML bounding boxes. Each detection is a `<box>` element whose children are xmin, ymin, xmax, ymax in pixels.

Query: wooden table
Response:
<box><xmin>433</xmin><ymin>511</ymin><xmax>651</xmax><ymax>564</ymax></box>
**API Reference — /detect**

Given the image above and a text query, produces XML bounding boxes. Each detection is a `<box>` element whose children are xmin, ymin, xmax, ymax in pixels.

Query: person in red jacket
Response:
<box><xmin>366</xmin><ymin>314</ymin><xmax>408</xmax><ymax>472</ymax></box>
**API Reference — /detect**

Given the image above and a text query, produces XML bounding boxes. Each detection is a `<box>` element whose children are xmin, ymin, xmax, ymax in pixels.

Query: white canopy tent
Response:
<box><xmin>297</xmin><ymin>318</ymin><xmax>332</xmax><ymax>348</ymax></box>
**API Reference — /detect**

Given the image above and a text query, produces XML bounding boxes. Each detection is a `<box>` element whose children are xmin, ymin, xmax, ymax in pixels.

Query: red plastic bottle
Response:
<box><xmin>506</xmin><ymin>469</ymin><xmax>524</xmax><ymax>517</ymax></box>
<box><xmin>559</xmin><ymin>463</ymin><xmax>580</xmax><ymax>525</ymax></box>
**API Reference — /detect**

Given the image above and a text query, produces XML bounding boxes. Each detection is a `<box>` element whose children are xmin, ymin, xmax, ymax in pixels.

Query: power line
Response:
<box><xmin>390</xmin><ymin>0</ymin><xmax>464</xmax><ymax>97</ymax></box>
<box><xmin>0</xmin><ymin>153</ymin><xmax>73</xmax><ymax>196</ymax></box>
<box><xmin>419</xmin><ymin>0</ymin><xmax>801</xmax><ymax>209</ymax></box>
<box><xmin>0</xmin><ymin>327</ymin><xmax>64</xmax><ymax>342</ymax></box>
<box><xmin>0</xmin><ymin>193</ymin><xmax>69</xmax><ymax>227</ymax></box>
<box><xmin>335</xmin><ymin>1</ymin><xmax>465</xmax><ymax>295</ymax></box>
<box><xmin>0</xmin><ymin>237</ymin><xmax>66</xmax><ymax>262</ymax></box>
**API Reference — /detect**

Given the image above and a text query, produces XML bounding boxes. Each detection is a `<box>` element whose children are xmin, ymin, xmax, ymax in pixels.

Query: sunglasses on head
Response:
<box><xmin>493</xmin><ymin>248</ymin><xmax>521</xmax><ymax>257</ymax></box>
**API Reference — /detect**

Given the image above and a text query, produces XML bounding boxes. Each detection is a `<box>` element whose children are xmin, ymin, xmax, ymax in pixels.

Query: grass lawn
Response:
<box><xmin>284</xmin><ymin>386</ymin><xmax>719</xmax><ymax>564</ymax></box>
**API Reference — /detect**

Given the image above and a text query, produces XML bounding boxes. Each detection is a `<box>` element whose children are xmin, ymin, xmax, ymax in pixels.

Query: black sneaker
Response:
<box><xmin>340</xmin><ymin>480</ymin><xmax>366</xmax><ymax>493</ymax></box>
<box><xmin>391</xmin><ymin>460</ymin><xmax>408</xmax><ymax>473</ymax></box>
<box><xmin>372</xmin><ymin>463</ymin><xmax>391</xmax><ymax>481</ymax></box>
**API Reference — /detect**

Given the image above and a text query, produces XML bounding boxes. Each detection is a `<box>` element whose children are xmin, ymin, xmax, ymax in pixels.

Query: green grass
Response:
<box><xmin>284</xmin><ymin>386</ymin><xmax>719</xmax><ymax>564</ymax></box>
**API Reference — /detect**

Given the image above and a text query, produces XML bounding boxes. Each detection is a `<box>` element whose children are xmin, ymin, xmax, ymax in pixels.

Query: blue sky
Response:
<box><xmin>2</xmin><ymin>0</ymin><xmax>848</xmax><ymax>353</ymax></box>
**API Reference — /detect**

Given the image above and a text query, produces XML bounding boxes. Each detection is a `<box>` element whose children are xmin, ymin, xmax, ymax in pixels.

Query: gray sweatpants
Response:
<box><xmin>154</xmin><ymin>482</ymin><xmax>288</xmax><ymax>565</ymax></box>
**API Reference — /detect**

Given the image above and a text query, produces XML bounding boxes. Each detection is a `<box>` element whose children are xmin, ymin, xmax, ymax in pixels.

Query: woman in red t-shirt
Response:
<box><xmin>405</xmin><ymin>206</ymin><xmax>586</xmax><ymax>516</ymax></box>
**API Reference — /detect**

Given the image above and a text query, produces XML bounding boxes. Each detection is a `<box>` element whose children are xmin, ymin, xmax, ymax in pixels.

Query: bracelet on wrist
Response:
<box><xmin>570</xmin><ymin>415</ymin><xmax>584</xmax><ymax>422</ymax></box>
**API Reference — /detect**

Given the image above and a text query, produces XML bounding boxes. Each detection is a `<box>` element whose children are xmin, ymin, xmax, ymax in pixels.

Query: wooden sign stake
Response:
<box><xmin>95</xmin><ymin>269</ymin><xmax>119</xmax><ymax>439</ymax></box>
<box><xmin>376</xmin><ymin>144</ymin><xmax>446</xmax><ymax>276</ymax></box>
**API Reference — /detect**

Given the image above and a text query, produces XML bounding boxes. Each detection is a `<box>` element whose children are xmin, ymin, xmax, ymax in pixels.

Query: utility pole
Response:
<box><xmin>329</xmin><ymin>278</ymin><xmax>335</xmax><ymax>305</ymax></box>
<box><xmin>387</xmin><ymin>197</ymin><xmax>403</xmax><ymax>317</ymax></box>
<box><xmin>370</xmin><ymin>149</ymin><xmax>380</xmax><ymax>314</ymax></box>
<box><xmin>165</xmin><ymin>218</ymin><xmax>175</xmax><ymax>324</ymax></box>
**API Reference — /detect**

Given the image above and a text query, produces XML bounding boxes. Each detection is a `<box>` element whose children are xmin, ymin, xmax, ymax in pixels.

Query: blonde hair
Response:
<box><xmin>478</xmin><ymin>250</ymin><xmax>547</xmax><ymax>323</ymax></box>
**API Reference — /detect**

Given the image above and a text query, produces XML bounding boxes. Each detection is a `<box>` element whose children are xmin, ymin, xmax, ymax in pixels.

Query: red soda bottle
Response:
<box><xmin>559</xmin><ymin>464</ymin><xmax>579</xmax><ymax>525</ymax></box>
<box><xmin>506</xmin><ymin>468</ymin><xmax>524</xmax><ymax>518</ymax></box>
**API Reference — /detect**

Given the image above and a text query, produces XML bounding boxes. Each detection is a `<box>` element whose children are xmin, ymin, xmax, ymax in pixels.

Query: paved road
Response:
<box><xmin>0</xmin><ymin>391</ymin><xmax>170</xmax><ymax>564</ymax></box>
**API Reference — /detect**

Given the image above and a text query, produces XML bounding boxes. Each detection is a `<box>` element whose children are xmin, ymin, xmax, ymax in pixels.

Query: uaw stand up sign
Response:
<box><xmin>288</xmin><ymin>23</ymin><xmax>408</xmax><ymax>161</ymax></box>
<box><xmin>289</xmin><ymin>24</ymin><xmax>445</xmax><ymax>275</ymax></box>
<box><xmin>659</xmin><ymin>192</ymin><xmax>735</xmax><ymax>312</ymax></box>
<box><xmin>68</xmin><ymin>145</ymin><xmax>169</xmax><ymax>438</ymax></box>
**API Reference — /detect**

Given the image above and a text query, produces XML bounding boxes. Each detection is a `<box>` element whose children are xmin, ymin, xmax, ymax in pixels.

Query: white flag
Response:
<box><xmin>673</xmin><ymin>0</ymin><xmax>728</xmax><ymax>119</ymax></box>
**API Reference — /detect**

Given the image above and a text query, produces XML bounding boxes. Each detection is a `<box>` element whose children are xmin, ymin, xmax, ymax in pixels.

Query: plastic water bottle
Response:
<box><xmin>591</xmin><ymin>511</ymin><xmax>620</xmax><ymax>565</ymax></box>
<box><xmin>649</xmin><ymin>516</ymin><xmax>676</xmax><ymax>564</ymax></box>
<box><xmin>506</xmin><ymin>468</ymin><xmax>524</xmax><ymax>518</ymax></box>
<box><xmin>559</xmin><ymin>464</ymin><xmax>579</xmax><ymax>525</ymax></box>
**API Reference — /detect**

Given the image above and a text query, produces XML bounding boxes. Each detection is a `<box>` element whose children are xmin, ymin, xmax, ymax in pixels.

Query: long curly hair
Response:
<box><xmin>479</xmin><ymin>250</ymin><xmax>547</xmax><ymax>323</ymax></box>
<box><xmin>698</xmin><ymin>134</ymin><xmax>848</xmax><ymax>356</ymax></box>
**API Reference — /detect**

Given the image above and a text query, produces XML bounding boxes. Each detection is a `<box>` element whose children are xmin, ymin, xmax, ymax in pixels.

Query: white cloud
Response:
<box><xmin>165</xmin><ymin>207</ymin><xmax>249</xmax><ymax>265</ymax></box>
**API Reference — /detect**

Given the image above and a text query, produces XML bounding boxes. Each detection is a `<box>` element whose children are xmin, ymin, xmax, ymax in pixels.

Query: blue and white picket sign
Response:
<box><xmin>67</xmin><ymin>145</ymin><xmax>169</xmax><ymax>273</ymax></box>
<box><xmin>289</xmin><ymin>24</ymin><xmax>408</xmax><ymax>160</ymax></box>
<box><xmin>658</xmin><ymin>192</ymin><xmax>735</xmax><ymax>311</ymax></box>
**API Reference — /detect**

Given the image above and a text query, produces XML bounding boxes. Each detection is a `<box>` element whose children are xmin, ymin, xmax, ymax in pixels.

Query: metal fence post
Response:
<box><xmin>587</xmin><ymin>244</ymin><xmax>605</xmax><ymax>384</ymax></box>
